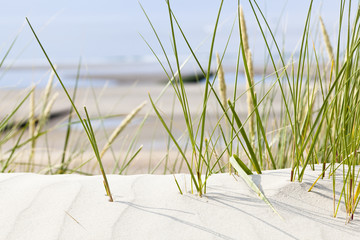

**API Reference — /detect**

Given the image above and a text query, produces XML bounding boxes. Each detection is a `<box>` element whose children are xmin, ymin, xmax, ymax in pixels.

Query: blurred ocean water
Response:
<box><xmin>0</xmin><ymin>0</ymin><xmax>355</xmax><ymax>88</ymax></box>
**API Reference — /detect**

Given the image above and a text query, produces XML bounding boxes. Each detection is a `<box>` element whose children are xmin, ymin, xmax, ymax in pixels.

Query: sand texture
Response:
<box><xmin>0</xmin><ymin>166</ymin><xmax>359</xmax><ymax>240</ymax></box>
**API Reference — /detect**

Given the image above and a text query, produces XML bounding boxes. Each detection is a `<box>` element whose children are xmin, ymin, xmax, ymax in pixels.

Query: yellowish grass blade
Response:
<box><xmin>319</xmin><ymin>16</ymin><xmax>334</xmax><ymax>62</ymax></box>
<box><xmin>100</xmin><ymin>101</ymin><xmax>146</xmax><ymax>158</ymax></box>
<box><xmin>230</xmin><ymin>156</ymin><xmax>282</xmax><ymax>218</ymax></box>
<box><xmin>216</xmin><ymin>52</ymin><xmax>227</xmax><ymax>109</ymax></box>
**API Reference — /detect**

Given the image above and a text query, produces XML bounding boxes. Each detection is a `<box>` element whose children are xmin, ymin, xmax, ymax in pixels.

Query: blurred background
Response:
<box><xmin>0</xmin><ymin>0</ymin><xmax>352</xmax><ymax>88</ymax></box>
<box><xmin>0</xmin><ymin>0</ymin><xmax>357</xmax><ymax>174</ymax></box>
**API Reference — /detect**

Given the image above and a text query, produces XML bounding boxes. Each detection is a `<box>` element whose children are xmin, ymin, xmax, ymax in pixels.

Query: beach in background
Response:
<box><xmin>0</xmin><ymin>0</ymin><xmax>355</xmax><ymax>174</ymax></box>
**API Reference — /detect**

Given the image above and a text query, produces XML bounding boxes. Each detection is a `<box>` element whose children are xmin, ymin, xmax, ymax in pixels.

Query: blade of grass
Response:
<box><xmin>228</xmin><ymin>100</ymin><xmax>262</xmax><ymax>174</ymax></box>
<box><xmin>26</xmin><ymin>17</ymin><xmax>113</xmax><ymax>202</ymax></box>
<box><xmin>230</xmin><ymin>156</ymin><xmax>282</xmax><ymax>218</ymax></box>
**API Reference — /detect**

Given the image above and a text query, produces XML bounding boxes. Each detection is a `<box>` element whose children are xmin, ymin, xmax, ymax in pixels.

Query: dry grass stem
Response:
<box><xmin>35</xmin><ymin>92</ymin><xmax>59</xmax><ymax>136</ymax></box>
<box><xmin>43</xmin><ymin>69</ymin><xmax>55</xmax><ymax>104</ymax></box>
<box><xmin>246</xmin><ymin>50</ymin><xmax>255</xmax><ymax>140</ymax></box>
<box><xmin>240</xmin><ymin>6</ymin><xmax>256</xmax><ymax>140</ymax></box>
<box><xmin>100</xmin><ymin>101</ymin><xmax>146</xmax><ymax>158</ymax></box>
<box><xmin>29</xmin><ymin>85</ymin><xmax>36</xmax><ymax>139</ymax></box>
<box><xmin>28</xmin><ymin>85</ymin><xmax>36</xmax><ymax>171</ymax></box>
<box><xmin>216</xmin><ymin>52</ymin><xmax>227</xmax><ymax>109</ymax></box>
<box><xmin>239</xmin><ymin>6</ymin><xmax>250</xmax><ymax>54</ymax></box>
<box><xmin>43</xmin><ymin>93</ymin><xmax>59</xmax><ymax>120</ymax></box>
<box><xmin>319</xmin><ymin>17</ymin><xmax>334</xmax><ymax>62</ymax></box>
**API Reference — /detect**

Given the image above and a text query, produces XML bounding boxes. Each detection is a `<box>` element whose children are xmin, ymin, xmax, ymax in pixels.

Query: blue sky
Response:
<box><xmin>0</xmin><ymin>0</ymin><xmax>351</xmax><ymax>65</ymax></box>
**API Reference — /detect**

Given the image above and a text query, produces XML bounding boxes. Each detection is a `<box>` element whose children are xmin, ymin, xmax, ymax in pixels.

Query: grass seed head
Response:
<box><xmin>246</xmin><ymin>50</ymin><xmax>255</xmax><ymax>140</ymax></box>
<box><xmin>319</xmin><ymin>16</ymin><xmax>334</xmax><ymax>62</ymax></box>
<box><xmin>43</xmin><ymin>69</ymin><xmax>55</xmax><ymax>104</ymax></box>
<box><xmin>240</xmin><ymin>6</ymin><xmax>250</xmax><ymax>54</ymax></box>
<box><xmin>100</xmin><ymin>101</ymin><xmax>146</xmax><ymax>158</ymax></box>
<box><xmin>216</xmin><ymin>52</ymin><xmax>227</xmax><ymax>109</ymax></box>
<box><xmin>35</xmin><ymin>92</ymin><xmax>59</xmax><ymax>136</ymax></box>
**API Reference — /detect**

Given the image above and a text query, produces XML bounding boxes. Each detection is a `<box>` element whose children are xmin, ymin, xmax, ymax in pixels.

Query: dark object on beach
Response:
<box><xmin>171</xmin><ymin>71</ymin><xmax>214</xmax><ymax>84</ymax></box>
<box><xmin>1</xmin><ymin>109</ymin><xmax>69</xmax><ymax>132</ymax></box>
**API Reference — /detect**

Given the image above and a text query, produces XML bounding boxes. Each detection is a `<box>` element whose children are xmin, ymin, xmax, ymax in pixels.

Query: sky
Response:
<box><xmin>0</xmin><ymin>1</ymin><xmax>349</xmax><ymax>65</ymax></box>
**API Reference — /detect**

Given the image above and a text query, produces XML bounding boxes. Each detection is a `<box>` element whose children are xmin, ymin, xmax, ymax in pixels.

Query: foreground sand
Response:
<box><xmin>1</xmin><ymin>166</ymin><xmax>359</xmax><ymax>240</ymax></box>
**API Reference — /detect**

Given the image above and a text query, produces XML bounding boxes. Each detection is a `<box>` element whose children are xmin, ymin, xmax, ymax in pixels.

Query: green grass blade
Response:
<box><xmin>59</xmin><ymin>58</ymin><xmax>81</xmax><ymax>173</ymax></box>
<box><xmin>228</xmin><ymin>100</ymin><xmax>262</xmax><ymax>174</ymax></box>
<box><xmin>149</xmin><ymin>94</ymin><xmax>199</xmax><ymax>192</ymax></box>
<box><xmin>26</xmin><ymin>17</ymin><xmax>113</xmax><ymax>201</ymax></box>
<box><xmin>231</xmin><ymin>154</ymin><xmax>252</xmax><ymax>175</ymax></box>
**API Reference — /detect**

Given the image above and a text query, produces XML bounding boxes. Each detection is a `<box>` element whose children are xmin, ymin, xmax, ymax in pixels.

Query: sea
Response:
<box><xmin>0</xmin><ymin>0</ymin><xmax>356</xmax><ymax>88</ymax></box>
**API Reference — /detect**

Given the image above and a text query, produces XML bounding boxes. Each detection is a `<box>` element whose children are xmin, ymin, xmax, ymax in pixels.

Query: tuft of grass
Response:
<box><xmin>145</xmin><ymin>0</ymin><xmax>228</xmax><ymax>196</ymax></box>
<box><xmin>0</xmin><ymin>0</ymin><xmax>358</xmax><ymax>223</ymax></box>
<box><xmin>144</xmin><ymin>0</ymin><xmax>360</xmax><ymax>221</ymax></box>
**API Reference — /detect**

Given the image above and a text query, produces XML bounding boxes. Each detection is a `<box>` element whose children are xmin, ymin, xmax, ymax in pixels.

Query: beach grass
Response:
<box><xmin>143</xmin><ymin>0</ymin><xmax>360</xmax><ymax>220</ymax></box>
<box><xmin>0</xmin><ymin>0</ymin><xmax>359</xmax><ymax>223</ymax></box>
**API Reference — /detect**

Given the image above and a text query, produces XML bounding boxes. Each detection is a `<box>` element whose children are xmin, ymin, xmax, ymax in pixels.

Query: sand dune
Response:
<box><xmin>0</xmin><ymin>166</ymin><xmax>358</xmax><ymax>240</ymax></box>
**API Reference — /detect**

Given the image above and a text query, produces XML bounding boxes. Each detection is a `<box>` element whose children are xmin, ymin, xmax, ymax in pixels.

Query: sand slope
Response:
<box><xmin>0</xmin><ymin>167</ymin><xmax>359</xmax><ymax>240</ymax></box>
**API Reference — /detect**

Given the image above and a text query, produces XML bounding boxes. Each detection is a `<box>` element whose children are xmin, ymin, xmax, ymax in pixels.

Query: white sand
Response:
<box><xmin>0</xmin><ymin>166</ymin><xmax>359</xmax><ymax>240</ymax></box>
